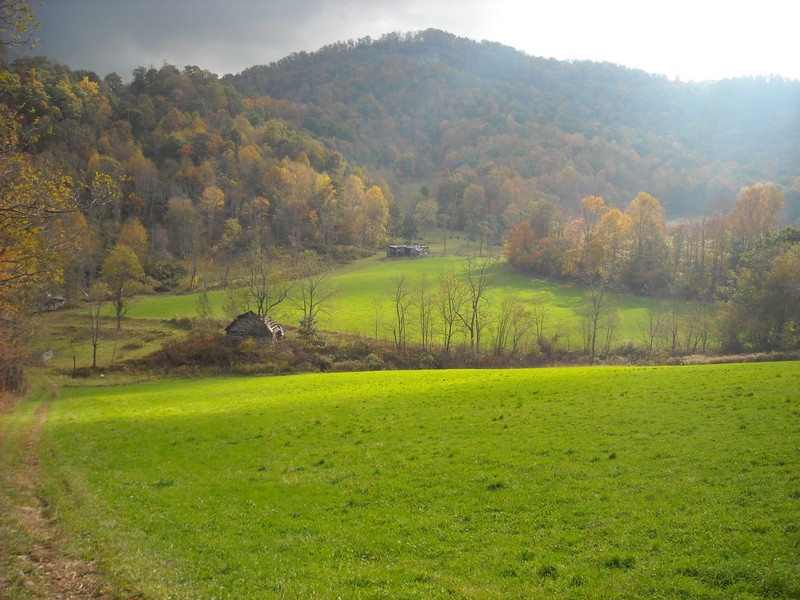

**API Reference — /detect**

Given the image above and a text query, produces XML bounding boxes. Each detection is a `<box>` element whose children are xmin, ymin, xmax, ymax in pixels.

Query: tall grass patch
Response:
<box><xmin>41</xmin><ymin>362</ymin><xmax>799</xmax><ymax>597</ymax></box>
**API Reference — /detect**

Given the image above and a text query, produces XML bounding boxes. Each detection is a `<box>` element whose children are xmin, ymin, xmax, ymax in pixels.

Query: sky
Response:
<box><xmin>13</xmin><ymin>0</ymin><xmax>800</xmax><ymax>82</ymax></box>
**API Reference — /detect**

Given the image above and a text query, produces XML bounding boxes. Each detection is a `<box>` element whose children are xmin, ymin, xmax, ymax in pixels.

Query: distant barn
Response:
<box><xmin>43</xmin><ymin>292</ymin><xmax>67</xmax><ymax>312</ymax></box>
<box><xmin>387</xmin><ymin>244</ymin><xmax>429</xmax><ymax>258</ymax></box>
<box><xmin>225</xmin><ymin>311</ymin><xmax>285</xmax><ymax>343</ymax></box>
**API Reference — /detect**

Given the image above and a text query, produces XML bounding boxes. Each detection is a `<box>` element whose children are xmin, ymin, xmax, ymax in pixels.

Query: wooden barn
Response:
<box><xmin>225</xmin><ymin>311</ymin><xmax>285</xmax><ymax>343</ymax></box>
<box><xmin>387</xmin><ymin>243</ymin><xmax>429</xmax><ymax>258</ymax></box>
<box><xmin>42</xmin><ymin>292</ymin><xmax>67</xmax><ymax>312</ymax></box>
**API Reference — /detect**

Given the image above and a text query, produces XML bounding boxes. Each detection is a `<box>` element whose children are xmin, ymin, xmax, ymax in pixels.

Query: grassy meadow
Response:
<box><xmin>29</xmin><ymin>251</ymin><xmax>698</xmax><ymax>378</ymax></box>
<box><xmin>126</xmin><ymin>252</ymin><xmax>685</xmax><ymax>344</ymax></box>
<box><xmin>38</xmin><ymin>362</ymin><xmax>799</xmax><ymax>598</ymax></box>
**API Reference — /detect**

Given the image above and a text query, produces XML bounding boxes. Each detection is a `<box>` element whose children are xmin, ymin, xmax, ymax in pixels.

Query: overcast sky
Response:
<box><xmin>15</xmin><ymin>0</ymin><xmax>800</xmax><ymax>82</ymax></box>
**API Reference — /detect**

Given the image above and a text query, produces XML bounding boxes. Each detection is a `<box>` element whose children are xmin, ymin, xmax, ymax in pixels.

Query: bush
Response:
<box><xmin>149</xmin><ymin>333</ymin><xmax>234</xmax><ymax>368</ymax></box>
<box><xmin>145</xmin><ymin>261</ymin><xmax>188</xmax><ymax>292</ymax></box>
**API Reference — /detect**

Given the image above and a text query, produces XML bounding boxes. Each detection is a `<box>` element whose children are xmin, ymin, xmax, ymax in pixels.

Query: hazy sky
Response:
<box><xmin>16</xmin><ymin>0</ymin><xmax>800</xmax><ymax>82</ymax></box>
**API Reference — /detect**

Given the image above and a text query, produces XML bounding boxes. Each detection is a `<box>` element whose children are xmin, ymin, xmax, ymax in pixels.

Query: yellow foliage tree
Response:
<box><xmin>117</xmin><ymin>216</ymin><xmax>149</xmax><ymax>261</ymax></box>
<box><xmin>199</xmin><ymin>184</ymin><xmax>225</xmax><ymax>239</ymax></box>
<box><xmin>727</xmin><ymin>182</ymin><xmax>785</xmax><ymax>253</ymax></box>
<box><xmin>0</xmin><ymin>113</ymin><xmax>76</xmax><ymax>390</ymax></box>
<box><xmin>101</xmin><ymin>243</ymin><xmax>146</xmax><ymax>330</ymax></box>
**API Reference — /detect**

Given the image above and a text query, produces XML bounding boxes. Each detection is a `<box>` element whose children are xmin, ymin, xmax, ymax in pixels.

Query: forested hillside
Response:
<box><xmin>230</xmin><ymin>29</ymin><xmax>800</xmax><ymax>218</ymax></box>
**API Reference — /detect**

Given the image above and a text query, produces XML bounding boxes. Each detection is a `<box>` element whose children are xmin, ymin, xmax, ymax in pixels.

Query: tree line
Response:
<box><xmin>501</xmin><ymin>185</ymin><xmax>798</xmax><ymax>354</ymax></box>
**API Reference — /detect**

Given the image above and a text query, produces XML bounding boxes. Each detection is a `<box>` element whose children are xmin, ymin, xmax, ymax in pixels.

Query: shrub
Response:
<box><xmin>145</xmin><ymin>262</ymin><xmax>188</xmax><ymax>291</ymax></box>
<box><xmin>150</xmin><ymin>333</ymin><xmax>234</xmax><ymax>368</ymax></box>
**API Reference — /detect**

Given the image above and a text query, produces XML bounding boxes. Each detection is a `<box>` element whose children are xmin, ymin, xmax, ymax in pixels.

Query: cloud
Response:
<box><xmin>17</xmin><ymin>0</ymin><xmax>800</xmax><ymax>81</ymax></box>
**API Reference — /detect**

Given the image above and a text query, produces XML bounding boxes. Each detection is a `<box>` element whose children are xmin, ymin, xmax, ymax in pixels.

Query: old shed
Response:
<box><xmin>225</xmin><ymin>311</ymin><xmax>285</xmax><ymax>343</ymax></box>
<box><xmin>387</xmin><ymin>244</ymin><xmax>429</xmax><ymax>258</ymax></box>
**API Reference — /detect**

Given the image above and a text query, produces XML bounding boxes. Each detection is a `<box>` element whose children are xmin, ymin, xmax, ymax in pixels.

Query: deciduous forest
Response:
<box><xmin>1</xmin><ymin>13</ymin><xmax>799</xmax><ymax>389</ymax></box>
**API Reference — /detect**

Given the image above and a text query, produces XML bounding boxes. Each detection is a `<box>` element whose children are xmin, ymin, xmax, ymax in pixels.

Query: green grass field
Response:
<box><xmin>123</xmin><ymin>254</ymin><xmax>687</xmax><ymax>345</ymax></box>
<box><xmin>38</xmin><ymin>362</ymin><xmax>799</xmax><ymax>598</ymax></box>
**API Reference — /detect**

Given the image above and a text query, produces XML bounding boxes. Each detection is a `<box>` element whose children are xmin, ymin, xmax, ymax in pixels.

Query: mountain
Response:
<box><xmin>227</xmin><ymin>29</ymin><xmax>800</xmax><ymax>218</ymax></box>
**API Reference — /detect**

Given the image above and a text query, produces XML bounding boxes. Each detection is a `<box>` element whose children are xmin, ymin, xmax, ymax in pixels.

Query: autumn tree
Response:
<box><xmin>461</xmin><ymin>183</ymin><xmax>489</xmax><ymax>250</ymax></box>
<box><xmin>622</xmin><ymin>192</ymin><xmax>669</xmax><ymax>294</ymax></box>
<box><xmin>165</xmin><ymin>196</ymin><xmax>202</xmax><ymax>286</ymax></box>
<box><xmin>504</xmin><ymin>221</ymin><xmax>536</xmax><ymax>269</ymax></box>
<box><xmin>165</xmin><ymin>196</ymin><xmax>197</xmax><ymax>257</ymax></box>
<box><xmin>83</xmin><ymin>171</ymin><xmax>125</xmax><ymax>247</ymax></box>
<box><xmin>199</xmin><ymin>184</ymin><xmax>225</xmax><ymax>240</ymax></box>
<box><xmin>309</xmin><ymin>173</ymin><xmax>339</xmax><ymax>245</ymax></box>
<box><xmin>436</xmin><ymin>173</ymin><xmax>468</xmax><ymax>224</ymax></box>
<box><xmin>0</xmin><ymin>128</ymin><xmax>75</xmax><ymax>310</ymax></box>
<box><xmin>718</xmin><ymin>228</ymin><xmax>800</xmax><ymax>352</ymax></box>
<box><xmin>499</xmin><ymin>177</ymin><xmax>542</xmax><ymax>228</ymax></box>
<box><xmin>117</xmin><ymin>216</ymin><xmax>148</xmax><ymax>261</ymax></box>
<box><xmin>101</xmin><ymin>243</ymin><xmax>146</xmax><ymax>329</ymax></box>
<box><xmin>727</xmin><ymin>182</ymin><xmax>785</xmax><ymax>258</ymax></box>
<box><xmin>0</xmin><ymin>1</ymin><xmax>39</xmax><ymax>62</ymax></box>
<box><xmin>268</xmin><ymin>159</ymin><xmax>313</xmax><ymax>248</ymax></box>
<box><xmin>359</xmin><ymin>185</ymin><xmax>390</xmax><ymax>249</ymax></box>
<box><xmin>579</xmin><ymin>195</ymin><xmax>607</xmax><ymax>242</ymax></box>
<box><xmin>0</xmin><ymin>112</ymin><xmax>77</xmax><ymax>389</ymax></box>
<box><xmin>414</xmin><ymin>197</ymin><xmax>438</xmax><ymax>233</ymax></box>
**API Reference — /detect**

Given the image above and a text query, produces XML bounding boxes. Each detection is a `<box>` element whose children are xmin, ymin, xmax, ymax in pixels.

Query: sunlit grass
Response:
<box><xmin>41</xmin><ymin>362</ymin><xmax>800</xmax><ymax>598</ymax></box>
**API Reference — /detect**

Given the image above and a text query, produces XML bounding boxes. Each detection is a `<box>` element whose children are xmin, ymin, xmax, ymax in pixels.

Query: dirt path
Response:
<box><xmin>0</xmin><ymin>390</ymin><xmax>121</xmax><ymax>599</ymax></box>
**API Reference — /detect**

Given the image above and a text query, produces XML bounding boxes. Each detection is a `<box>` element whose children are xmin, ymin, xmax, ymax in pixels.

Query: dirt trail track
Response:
<box><xmin>0</xmin><ymin>392</ymin><xmax>119</xmax><ymax>599</ymax></box>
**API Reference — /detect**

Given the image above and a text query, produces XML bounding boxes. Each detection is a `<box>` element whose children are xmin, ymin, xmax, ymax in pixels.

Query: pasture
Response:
<box><xmin>30</xmin><ymin>253</ymin><xmax>697</xmax><ymax>378</ymax></box>
<box><xmin>33</xmin><ymin>362</ymin><xmax>800</xmax><ymax>598</ymax></box>
<box><xmin>125</xmin><ymin>254</ymin><xmax>689</xmax><ymax>343</ymax></box>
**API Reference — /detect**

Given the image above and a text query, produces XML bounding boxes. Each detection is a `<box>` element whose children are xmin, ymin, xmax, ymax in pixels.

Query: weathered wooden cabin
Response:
<box><xmin>42</xmin><ymin>292</ymin><xmax>67</xmax><ymax>312</ymax></box>
<box><xmin>387</xmin><ymin>244</ymin><xmax>429</xmax><ymax>258</ymax></box>
<box><xmin>225</xmin><ymin>311</ymin><xmax>285</xmax><ymax>343</ymax></box>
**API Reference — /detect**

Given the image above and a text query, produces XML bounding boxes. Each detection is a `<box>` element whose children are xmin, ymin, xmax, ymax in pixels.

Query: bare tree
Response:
<box><xmin>455</xmin><ymin>256</ymin><xmax>495</xmax><ymax>355</ymax></box>
<box><xmin>638</xmin><ymin>308</ymin><xmax>664</xmax><ymax>356</ymax></box>
<box><xmin>436</xmin><ymin>269</ymin><xmax>467</xmax><ymax>356</ymax></box>
<box><xmin>530</xmin><ymin>296</ymin><xmax>549</xmax><ymax>347</ymax></box>
<box><xmin>600</xmin><ymin>309</ymin><xmax>621</xmax><ymax>358</ymax></box>
<box><xmin>388</xmin><ymin>273</ymin><xmax>413</xmax><ymax>353</ymax></box>
<box><xmin>239</xmin><ymin>243</ymin><xmax>291</xmax><ymax>318</ymax></box>
<box><xmin>581</xmin><ymin>274</ymin><xmax>612</xmax><ymax>363</ymax></box>
<box><xmin>415</xmin><ymin>272</ymin><xmax>435</xmax><ymax>352</ymax></box>
<box><xmin>489</xmin><ymin>296</ymin><xmax>519</xmax><ymax>356</ymax></box>
<box><xmin>291</xmin><ymin>250</ymin><xmax>335</xmax><ymax>342</ymax></box>
<box><xmin>667</xmin><ymin>304</ymin><xmax>682</xmax><ymax>355</ymax></box>
<box><xmin>683</xmin><ymin>303</ymin><xmax>713</xmax><ymax>355</ymax></box>
<box><xmin>371</xmin><ymin>296</ymin><xmax>383</xmax><ymax>341</ymax></box>
<box><xmin>84</xmin><ymin>280</ymin><xmax>109</xmax><ymax>370</ymax></box>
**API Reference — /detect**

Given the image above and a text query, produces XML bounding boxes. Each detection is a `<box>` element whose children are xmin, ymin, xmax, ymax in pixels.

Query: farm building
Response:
<box><xmin>225</xmin><ymin>311</ymin><xmax>285</xmax><ymax>343</ymax></box>
<box><xmin>42</xmin><ymin>292</ymin><xmax>67</xmax><ymax>312</ymax></box>
<box><xmin>387</xmin><ymin>244</ymin><xmax>429</xmax><ymax>258</ymax></box>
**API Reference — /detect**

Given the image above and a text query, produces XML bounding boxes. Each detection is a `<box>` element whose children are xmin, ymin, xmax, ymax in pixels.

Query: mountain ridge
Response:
<box><xmin>227</xmin><ymin>29</ymin><xmax>800</xmax><ymax>217</ymax></box>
